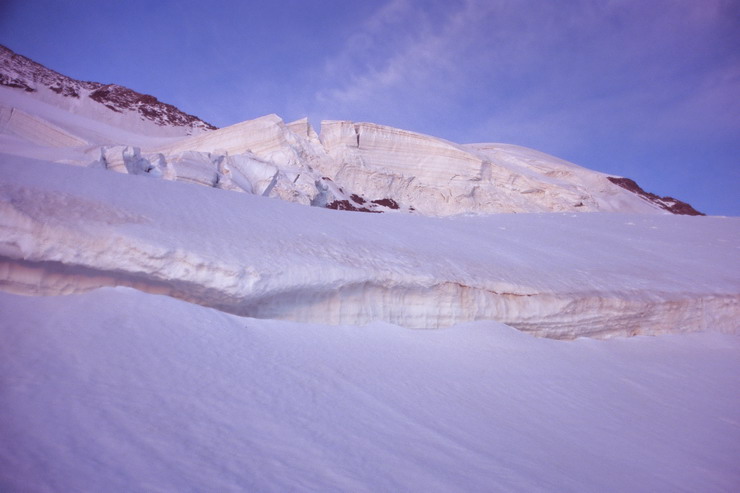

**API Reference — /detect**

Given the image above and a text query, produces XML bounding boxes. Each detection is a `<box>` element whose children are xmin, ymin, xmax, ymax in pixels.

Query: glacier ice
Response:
<box><xmin>0</xmin><ymin>49</ymin><xmax>731</xmax><ymax>338</ymax></box>
<box><xmin>0</xmin><ymin>157</ymin><xmax>736</xmax><ymax>339</ymax></box>
<box><xmin>1</xmin><ymin>81</ymin><xmax>689</xmax><ymax>217</ymax></box>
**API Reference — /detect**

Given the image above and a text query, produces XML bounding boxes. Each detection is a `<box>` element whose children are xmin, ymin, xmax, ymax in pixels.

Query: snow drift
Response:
<box><xmin>0</xmin><ymin>156</ymin><xmax>736</xmax><ymax>338</ymax></box>
<box><xmin>2</xmin><ymin>287</ymin><xmax>739</xmax><ymax>492</ymax></box>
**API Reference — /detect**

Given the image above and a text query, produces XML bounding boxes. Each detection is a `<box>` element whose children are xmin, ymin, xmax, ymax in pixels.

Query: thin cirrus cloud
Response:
<box><xmin>310</xmin><ymin>0</ymin><xmax>739</xmax><ymax>148</ymax></box>
<box><xmin>313</xmin><ymin>0</ymin><xmax>478</xmax><ymax>123</ymax></box>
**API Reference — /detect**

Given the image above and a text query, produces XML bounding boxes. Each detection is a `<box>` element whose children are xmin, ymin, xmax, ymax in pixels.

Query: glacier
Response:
<box><xmin>1</xmin><ymin>40</ymin><xmax>704</xmax><ymax>218</ymax></box>
<box><xmin>1</xmin><ymin>44</ymin><xmax>739</xmax><ymax>492</ymax></box>
<box><xmin>3</xmin><ymin>46</ymin><xmax>730</xmax><ymax>338</ymax></box>
<box><xmin>0</xmin><ymin>93</ymin><xmax>689</xmax><ymax>216</ymax></box>
<box><xmin>1</xmin><ymin>156</ymin><xmax>737</xmax><ymax>338</ymax></box>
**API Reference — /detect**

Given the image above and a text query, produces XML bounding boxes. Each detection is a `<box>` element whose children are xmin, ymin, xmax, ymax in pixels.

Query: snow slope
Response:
<box><xmin>1</xmin><ymin>44</ymin><xmax>738</xmax><ymax>492</ymax></box>
<box><xmin>0</xmin><ymin>89</ymin><xmax>692</xmax><ymax>216</ymax></box>
<box><xmin>0</xmin><ymin>44</ymin><xmax>704</xmax><ymax>216</ymax></box>
<box><xmin>0</xmin><ymin>44</ymin><xmax>215</xmax><ymax>137</ymax></box>
<box><xmin>1</xmin><ymin>156</ymin><xmax>737</xmax><ymax>338</ymax></box>
<box><xmin>1</xmin><ymin>287</ymin><xmax>738</xmax><ymax>492</ymax></box>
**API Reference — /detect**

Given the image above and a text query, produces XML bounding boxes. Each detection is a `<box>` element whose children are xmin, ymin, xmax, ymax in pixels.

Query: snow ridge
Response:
<box><xmin>0</xmin><ymin>158</ymin><xmax>736</xmax><ymax>338</ymax></box>
<box><xmin>0</xmin><ymin>44</ymin><xmax>216</xmax><ymax>134</ymax></box>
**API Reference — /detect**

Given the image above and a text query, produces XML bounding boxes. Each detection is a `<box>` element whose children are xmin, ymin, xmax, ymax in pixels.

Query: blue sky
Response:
<box><xmin>1</xmin><ymin>0</ymin><xmax>738</xmax><ymax>215</ymax></box>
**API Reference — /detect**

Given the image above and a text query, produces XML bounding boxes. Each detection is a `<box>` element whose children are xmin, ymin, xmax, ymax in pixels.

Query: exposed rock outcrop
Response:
<box><xmin>0</xmin><ymin>44</ymin><xmax>216</xmax><ymax>134</ymax></box>
<box><xmin>607</xmin><ymin>176</ymin><xmax>704</xmax><ymax>216</ymax></box>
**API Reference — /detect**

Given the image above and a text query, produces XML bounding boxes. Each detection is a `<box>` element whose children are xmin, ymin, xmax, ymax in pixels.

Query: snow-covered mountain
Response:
<box><xmin>0</xmin><ymin>44</ymin><xmax>215</xmax><ymax>137</ymax></box>
<box><xmin>0</xmin><ymin>44</ymin><xmax>702</xmax><ymax>217</ymax></box>
<box><xmin>1</xmin><ymin>45</ymin><xmax>737</xmax><ymax>492</ymax></box>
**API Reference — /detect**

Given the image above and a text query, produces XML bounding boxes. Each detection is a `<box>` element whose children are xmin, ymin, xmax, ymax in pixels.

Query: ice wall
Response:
<box><xmin>0</xmin><ymin>81</ymin><xmax>676</xmax><ymax>216</ymax></box>
<box><xmin>317</xmin><ymin>121</ymin><xmax>662</xmax><ymax>215</ymax></box>
<box><xmin>1</xmin><ymin>158</ymin><xmax>737</xmax><ymax>339</ymax></box>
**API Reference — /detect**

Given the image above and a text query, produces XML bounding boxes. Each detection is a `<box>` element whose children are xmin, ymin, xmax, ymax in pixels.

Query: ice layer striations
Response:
<box><xmin>0</xmin><ymin>159</ymin><xmax>736</xmax><ymax>339</ymax></box>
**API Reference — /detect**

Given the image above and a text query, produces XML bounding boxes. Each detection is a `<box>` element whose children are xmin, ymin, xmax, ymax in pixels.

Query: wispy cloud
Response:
<box><xmin>311</xmin><ymin>0</ymin><xmax>739</xmax><ymax>149</ymax></box>
<box><xmin>313</xmin><ymin>0</ymin><xmax>485</xmax><ymax>121</ymax></box>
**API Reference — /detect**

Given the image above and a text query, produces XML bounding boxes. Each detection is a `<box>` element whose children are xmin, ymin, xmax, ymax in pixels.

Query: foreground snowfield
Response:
<box><xmin>1</xmin><ymin>151</ymin><xmax>739</xmax><ymax>491</ymax></box>
<box><xmin>1</xmin><ymin>288</ymin><xmax>738</xmax><ymax>492</ymax></box>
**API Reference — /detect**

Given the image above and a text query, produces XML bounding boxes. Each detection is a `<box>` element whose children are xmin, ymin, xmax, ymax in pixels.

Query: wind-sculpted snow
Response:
<box><xmin>0</xmin><ymin>157</ymin><xmax>737</xmax><ymax>338</ymax></box>
<box><xmin>2</xmin><ymin>288</ymin><xmax>739</xmax><ymax>492</ymax></box>
<box><xmin>1</xmin><ymin>48</ymin><xmax>704</xmax><ymax>216</ymax></box>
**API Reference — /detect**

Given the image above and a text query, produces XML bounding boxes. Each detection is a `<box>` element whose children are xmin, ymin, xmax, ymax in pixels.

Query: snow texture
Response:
<box><xmin>1</xmin><ymin>288</ymin><xmax>739</xmax><ymax>492</ymax></box>
<box><xmin>0</xmin><ymin>45</ymin><xmax>703</xmax><ymax>217</ymax></box>
<box><xmin>1</xmin><ymin>45</ymin><xmax>739</xmax><ymax>492</ymax></box>
<box><xmin>0</xmin><ymin>156</ymin><xmax>737</xmax><ymax>338</ymax></box>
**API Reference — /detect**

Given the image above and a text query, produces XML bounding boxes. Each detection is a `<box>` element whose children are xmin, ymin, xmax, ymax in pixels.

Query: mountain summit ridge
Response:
<box><xmin>0</xmin><ymin>44</ymin><xmax>216</xmax><ymax>135</ymax></box>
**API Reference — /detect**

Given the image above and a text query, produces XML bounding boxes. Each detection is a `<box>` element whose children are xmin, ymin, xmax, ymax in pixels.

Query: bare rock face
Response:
<box><xmin>607</xmin><ymin>177</ymin><xmax>704</xmax><ymax>216</ymax></box>
<box><xmin>0</xmin><ymin>44</ymin><xmax>216</xmax><ymax>134</ymax></box>
<box><xmin>87</xmin><ymin>84</ymin><xmax>216</xmax><ymax>131</ymax></box>
<box><xmin>0</xmin><ymin>45</ymin><xmax>94</xmax><ymax>97</ymax></box>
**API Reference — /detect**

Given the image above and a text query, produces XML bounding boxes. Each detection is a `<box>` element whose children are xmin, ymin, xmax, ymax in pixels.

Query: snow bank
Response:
<box><xmin>1</xmin><ymin>287</ymin><xmax>738</xmax><ymax>492</ymax></box>
<box><xmin>1</xmin><ymin>156</ymin><xmax>737</xmax><ymax>338</ymax></box>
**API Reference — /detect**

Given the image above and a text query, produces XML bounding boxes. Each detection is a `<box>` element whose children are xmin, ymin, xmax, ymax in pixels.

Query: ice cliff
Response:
<box><xmin>0</xmin><ymin>157</ymin><xmax>736</xmax><ymax>338</ymax></box>
<box><xmin>0</xmin><ymin>44</ymin><xmax>703</xmax><ymax>217</ymax></box>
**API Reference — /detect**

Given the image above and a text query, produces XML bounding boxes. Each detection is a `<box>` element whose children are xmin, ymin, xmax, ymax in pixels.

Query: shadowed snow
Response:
<box><xmin>1</xmin><ymin>288</ymin><xmax>738</xmax><ymax>492</ymax></box>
